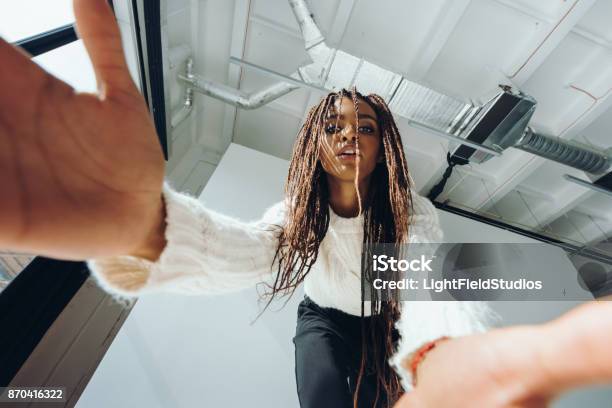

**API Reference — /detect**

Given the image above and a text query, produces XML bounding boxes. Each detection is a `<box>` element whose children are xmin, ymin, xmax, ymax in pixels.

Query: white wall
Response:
<box><xmin>77</xmin><ymin>144</ymin><xmax>611</xmax><ymax>408</ymax></box>
<box><xmin>77</xmin><ymin>144</ymin><xmax>301</xmax><ymax>408</ymax></box>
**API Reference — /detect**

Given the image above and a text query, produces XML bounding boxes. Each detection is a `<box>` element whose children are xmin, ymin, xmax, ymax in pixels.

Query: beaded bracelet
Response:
<box><xmin>410</xmin><ymin>336</ymin><xmax>450</xmax><ymax>386</ymax></box>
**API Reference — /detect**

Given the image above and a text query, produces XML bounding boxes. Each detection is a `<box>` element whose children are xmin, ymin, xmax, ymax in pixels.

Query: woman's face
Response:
<box><xmin>319</xmin><ymin>95</ymin><xmax>383</xmax><ymax>183</ymax></box>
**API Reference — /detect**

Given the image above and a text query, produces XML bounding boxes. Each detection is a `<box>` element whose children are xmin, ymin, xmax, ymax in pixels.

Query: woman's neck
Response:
<box><xmin>326</xmin><ymin>175</ymin><xmax>370</xmax><ymax>218</ymax></box>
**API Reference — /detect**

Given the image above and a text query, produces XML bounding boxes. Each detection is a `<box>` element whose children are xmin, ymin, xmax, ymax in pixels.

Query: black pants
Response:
<box><xmin>293</xmin><ymin>296</ymin><xmax>397</xmax><ymax>408</ymax></box>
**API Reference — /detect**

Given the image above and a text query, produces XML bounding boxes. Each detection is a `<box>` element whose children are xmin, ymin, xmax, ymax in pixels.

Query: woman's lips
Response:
<box><xmin>337</xmin><ymin>152</ymin><xmax>359</xmax><ymax>162</ymax></box>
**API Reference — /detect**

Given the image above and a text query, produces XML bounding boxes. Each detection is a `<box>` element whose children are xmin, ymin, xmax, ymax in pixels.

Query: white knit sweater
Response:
<box><xmin>87</xmin><ymin>182</ymin><xmax>499</xmax><ymax>390</ymax></box>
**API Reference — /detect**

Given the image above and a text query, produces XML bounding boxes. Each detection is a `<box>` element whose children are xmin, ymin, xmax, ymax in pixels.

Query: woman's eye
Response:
<box><xmin>325</xmin><ymin>124</ymin><xmax>341</xmax><ymax>133</ymax></box>
<box><xmin>324</xmin><ymin>124</ymin><xmax>375</xmax><ymax>134</ymax></box>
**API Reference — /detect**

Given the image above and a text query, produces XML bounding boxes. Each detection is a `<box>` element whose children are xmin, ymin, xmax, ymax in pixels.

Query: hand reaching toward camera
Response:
<box><xmin>396</xmin><ymin>298</ymin><xmax>612</xmax><ymax>407</ymax></box>
<box><xmin>0</xmin><ymin>0</ymin><xmax>166</xmax><ymax>260</ymax></box>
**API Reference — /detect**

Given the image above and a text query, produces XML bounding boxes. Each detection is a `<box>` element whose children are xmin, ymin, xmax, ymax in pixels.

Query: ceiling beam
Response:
<box><xmin>502</xmin><ymin>0</ymin><xmax>597</xmax><ymax>85</ymax></box>
<box><xmin>513</xmin><ymin>180</ymin><xmax>594</xmax><ymax>230</ymax></box>
<box><xmin>408</xmin><ymin>0</ymin><xmax>471</xmax><ymax>81</ymax></box>
<box><xmin>221</xmin><ymin>0</ymin><xmax>252</xmax><ymax>148</ymax></box>
<box><xmin>327</xmin><ymin>0</ymin><xmax>357</xmax><ymax>46</ymax></box>
<box><xmin>546</xmin><ymin>209</ymin><xmax>612</xmax><ymax>247</ymax></box>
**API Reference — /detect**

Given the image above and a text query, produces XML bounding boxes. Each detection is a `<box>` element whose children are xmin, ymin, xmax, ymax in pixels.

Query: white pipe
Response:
<box><xmin>287</xmin><ymin>0</ymin><xmax>326</xmax><ymax>52</ymax></box>
<box><xmin>229</xmin><ymin>57</ymin><xmax>328</xmax><ymax>93</ymax></box>
<box><xmin>179</xmin><ymin>71</ymin><xmax>300</xmax><ymax>110</ymax></box>
<box><xmin>287</xmin><ymin>0</ymin><xmax>333</xmax><ymax>69</ymax></box>
<box><xmin>171</xmin><ymin>87</ymin><xmax>193</xmax><ymax>129</ymax></box>
<box><xmin>171</xmin><ymin>58</ymin><xmax>195</xmax><ymax>129</ymax></box>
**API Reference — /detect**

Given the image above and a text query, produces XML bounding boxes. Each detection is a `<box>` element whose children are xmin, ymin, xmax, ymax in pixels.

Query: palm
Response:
<box><xmin>0</xmin><ymin>0</ymin><xmax>165</xmax><ymax>259</ymax></box>
<box><xmin>397</xmin><ymin>299</ymin><xmax>612</xmax><ymax>407</ymax></box>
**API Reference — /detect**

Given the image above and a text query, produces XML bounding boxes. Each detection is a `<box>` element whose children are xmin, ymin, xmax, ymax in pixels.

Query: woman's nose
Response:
<box><xmin>340</xmin><ymin>124</ymin><xmax>357</xmax><ymax>142</ymax></box>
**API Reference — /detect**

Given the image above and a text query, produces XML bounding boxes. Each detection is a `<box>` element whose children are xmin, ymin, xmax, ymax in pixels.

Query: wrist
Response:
<box><xmin>129</xmin><ymin>194</ymin><xmax>167</xmax><ymax>262</ymax></box>
<box><xmin>410</xmin><ymin>336</ymin><xmax>450</xmax><ymax>386</ymax></box>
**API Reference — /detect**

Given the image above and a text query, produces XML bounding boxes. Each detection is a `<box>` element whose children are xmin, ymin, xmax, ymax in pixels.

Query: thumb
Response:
<box><xmin>73</xmin><ymin>0</ymin><xmax>136</xmax><ymax>97</ymax></box>
<box><xmin>527</xmin><ymin>297</ymin><xmax>612</xmax><ymax>397</ymax></box>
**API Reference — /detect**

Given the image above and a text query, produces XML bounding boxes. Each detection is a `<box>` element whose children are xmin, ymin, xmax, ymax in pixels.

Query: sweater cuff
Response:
<box><xmin>87</xmin><ymin>182</ymin><xmax>204</xmax><ymax>298</ymax></box>
<box><xmin>390</xmin><ymin>301</ymin><xmax>500</xmax><ymax>391</ymax></box>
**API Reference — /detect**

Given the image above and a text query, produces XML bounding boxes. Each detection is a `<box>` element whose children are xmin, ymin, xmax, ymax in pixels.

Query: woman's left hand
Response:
<box><xmin>395</xmin><ymin>298</ymin><xmax>612</xmax><ymax>407</ymax></box>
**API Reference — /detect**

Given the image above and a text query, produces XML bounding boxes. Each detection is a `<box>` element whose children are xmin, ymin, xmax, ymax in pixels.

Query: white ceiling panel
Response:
<box><xmin>578</xmin><ymin>99</ymin><xmax>612</xmax><ymax>147</ymax></box>
<box><xmin>403</xmin><ymin>148</ymin><xmax>439</xmax><ymax>192</ymax></box>
<box><xmin>167</xmin><ymin>6</ymin><xmax>191</xmax><ymax>48</ymax></box>
<box><xmin>523</xmin><ymin>32</ymin><xmax>611</xmax><ymax>134</ymax></box>
<box><xmin>576</xmin><ymin>193</ymin><xmax>612</xmax><ymax>221</ymax></box>
<box><xmin>425</xmin><ymin>0</ymin><xmax>544</xmax><ymax>100</ymax></box>
<box><xmin>575</xmin><ymin>0</ymin><xmax>612</xmax><ymax>41</ymax></box>
<box><xmin>234</xmin><ymin>105</ymin><xmax>303</xmax><ymax>159</ymax></box>
<box><xmin>521</xmin><ymin>159</ymin><xmax>587</xmax><ymax>194</ymax></box>
<box><xmin>338</xmin><ymin>0</ymin><xmax>458</xmax><ymax>76</ymax></box>
<box><xmin>239</xmin><ymin>18</ymin><xmax>313</xmax><ymax>112</ymax></box>
<box><xmin>500</xmin><ymin>0</ymin><xmax>577</xmax><ymax>21</ymax></box>
<box><xmin>241</xmin><ymin>18</ymin><xmax>309</xmax><ymax>74</ymax></box>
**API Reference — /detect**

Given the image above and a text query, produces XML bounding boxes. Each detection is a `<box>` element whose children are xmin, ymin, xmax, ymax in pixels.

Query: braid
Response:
<box><xmin>350</xmin><ymin>85</ymin><xmax>363</xmax><ymax>216</ymax></box>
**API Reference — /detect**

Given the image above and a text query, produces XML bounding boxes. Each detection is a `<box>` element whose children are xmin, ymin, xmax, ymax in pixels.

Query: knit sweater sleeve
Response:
<box><xmin>86</xmin><ymin>182</ymin><xmax>285</xmax><ymax>300</ymax></box>
<box><xmin>390</xmin><ymin>190</ymin><xmax>501</xmax><ymax>391</ymax></box>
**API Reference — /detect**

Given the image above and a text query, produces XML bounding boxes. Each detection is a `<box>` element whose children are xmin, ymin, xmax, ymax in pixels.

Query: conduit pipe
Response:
<box><xmin>179</xmin><ymin>69</ymin><xmax>300</xmax><ymax>110</ymax></box>
<box><xmin>171</xmin><ymin>57</ymin><xmax>195</xmax><ymax>129</ymax></box>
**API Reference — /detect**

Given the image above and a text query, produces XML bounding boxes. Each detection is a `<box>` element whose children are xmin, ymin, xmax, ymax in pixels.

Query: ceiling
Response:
<box><xmin>164</xmin><ymin>0</ymin><xmax>612</xmax><ymax>255</ymax></box>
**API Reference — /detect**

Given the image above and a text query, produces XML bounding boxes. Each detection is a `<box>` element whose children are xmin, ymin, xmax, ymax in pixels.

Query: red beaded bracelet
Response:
<box><xmin>409</xmin><ymin>336</ymin><xmax>450</xmax><ymax>386</ymax></box>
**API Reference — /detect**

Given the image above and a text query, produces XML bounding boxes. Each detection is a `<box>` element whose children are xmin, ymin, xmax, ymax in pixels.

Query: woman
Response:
<box><xmin>86</xmin><ymin>86</ymin><xmax>494</xmax><ymax>408</ymax></box>
<box><xmin>2</xmin><ymin>1</ymin><xmax>612</xmax><ymax>407</ymax></box>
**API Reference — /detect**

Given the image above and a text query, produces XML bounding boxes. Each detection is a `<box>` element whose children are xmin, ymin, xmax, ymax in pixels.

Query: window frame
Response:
<box><xmin>14</xmin><ymin>23</ymin><xmax>77</xmax><ymax>57</ymax></box>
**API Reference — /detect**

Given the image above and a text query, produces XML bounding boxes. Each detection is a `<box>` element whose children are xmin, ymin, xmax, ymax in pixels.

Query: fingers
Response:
<box><xmin>0</xmin><ymin>38</ymin><xmax>47</xmax><ymax>109</ymax></box>
<box><xmin>527</xmin><ymin>299</ymin><xmax>612</xmax><ymax>396</ymax></box>
<box><xmin>73</xmin><ymin>0</ymin><xmax>135</xmax><ymax>97</ymax></box>
<box><xmin>0</xmin><ymin>38</ymin><xmax>72</xmax><ymax>133</ymax></box>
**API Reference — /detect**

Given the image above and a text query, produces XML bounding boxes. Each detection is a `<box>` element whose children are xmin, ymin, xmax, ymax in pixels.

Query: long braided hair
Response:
<box><xmin>263</xmin><ymin>87</ymin><xmax>414</xmax><ymax>407</ymax></box>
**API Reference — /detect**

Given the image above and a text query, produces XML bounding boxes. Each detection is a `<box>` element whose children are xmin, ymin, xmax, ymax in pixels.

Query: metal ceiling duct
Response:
<box><xmin>516</xmin><ymin>130</ymin><xmax>611</xmax><ymax>174</ymax></box>
<box><xmin>289</xmin><ymin>0</ymin><xmax>475</xmax><ymax>131</ymax></box>
<box><xmin>594</xmin><ymin>169</ymin><xmax>612</xmax><ymax>190</ymax></box>
<box><xmin>288</xmin><ymin>0</ymin><xmax>611</xmax><ymax>175</ymax></box>
<box><xmin>176</xmin><ymin>0</ymin><xmax>611</xmax><ymax>175</ymax></box>
<box><xmin>446</xmin><ymin>85</ymin><xmax>610</xmax><ymax>174</ymax></box>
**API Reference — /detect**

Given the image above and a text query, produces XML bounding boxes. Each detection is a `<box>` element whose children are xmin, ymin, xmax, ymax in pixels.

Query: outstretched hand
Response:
<box><xmin>0</xmin><ymin>0</ymin><xmax>166</xmax><ymax>260</ymax></box>
<box><xmin>396</xmin><ymin>298</ymin><xmax>612</xmax><ymax>407</ymax></box>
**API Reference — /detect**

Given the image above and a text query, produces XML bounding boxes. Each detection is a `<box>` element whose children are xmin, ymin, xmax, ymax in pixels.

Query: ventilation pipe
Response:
<box><xmin>516</xmin><ymin>129</ymin><xmax>610</xmax><ymax>174</ymax></box>
<box><xmin>444</xmin><ymin>85</ymin><xmax>611</xmax><ymax>175</ymax></box>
